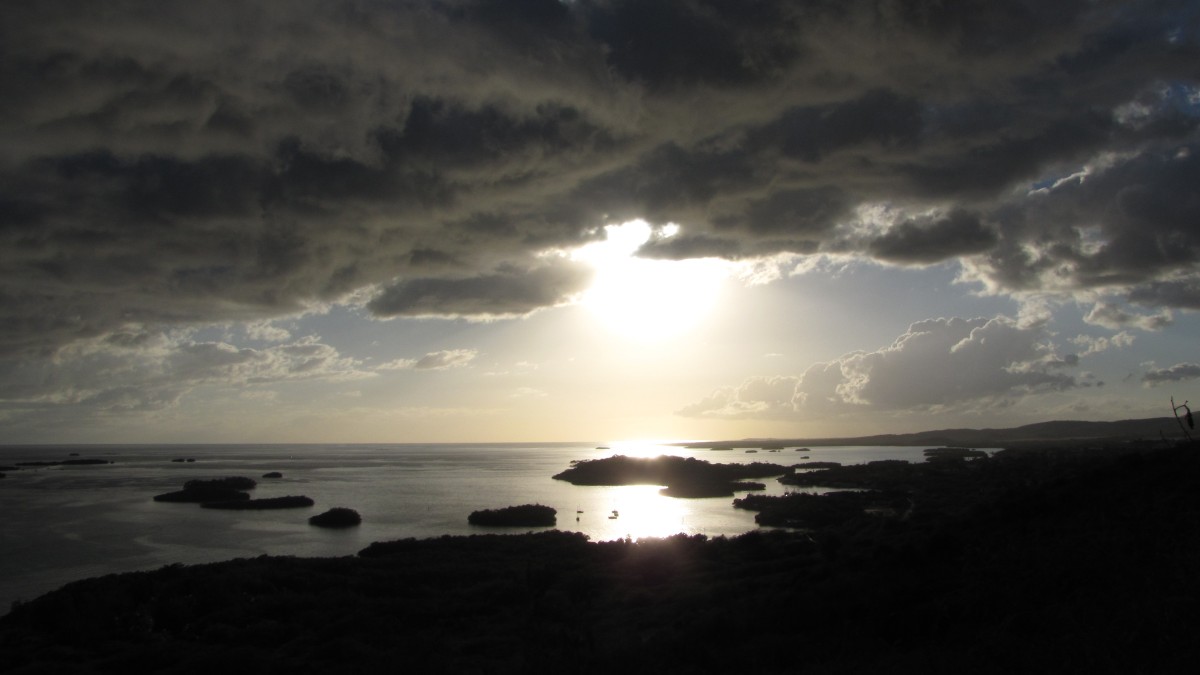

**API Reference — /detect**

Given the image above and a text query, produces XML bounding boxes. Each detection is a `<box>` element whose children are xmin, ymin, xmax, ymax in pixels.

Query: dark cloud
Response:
<box><xmin>1130</xmin><ymin>279</ymin><xmax>1200</xmax><ymax>309</ymax></box>
<box><xmin>748</xmin><ymin>89</ymin><xmax>924</xmax><ymax>164</ymax></box>
<box><xmin>636</xmin><ymin>233</ymin><xmax>745</xmax><ymax>260</ymax></box>
<box><xmin>367</xmin><ymin>261</ymin><xmax>594</xmax><ymax>319</ymax></box>
<box><xmin>581</xmin><ymin>0</ymin><xmax>803</xmax><ymax>88</ymax></box>
<box><xmin>0</xmin><ymin>0</ymin><xmax>1197</xmax><ymax>362</ymax></box>
<box><xmin>868</xmin><ymin>210</ymin><xmax>997</xmax><ymax>265</ymax></box>
<box><xmin>964</xmin><ymin>142</ymin><xmax>1200</xmax><ymax>296</ymax></box>
<box><xmin>1084</xmin><ymin>302</ymin><xmax>1173</xmax><ymax>331</ymax></box>
<box><xmin>1142</xmin><ymin>362</ymin><xmax>1200</xmax><ymax>385</ymax></box>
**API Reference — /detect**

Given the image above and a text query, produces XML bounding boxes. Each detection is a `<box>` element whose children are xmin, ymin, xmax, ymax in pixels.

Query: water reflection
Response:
<box><xmin>587</xmin><ymin>485</ymin><xmax>690</xmax><ymax>541</ymax></box>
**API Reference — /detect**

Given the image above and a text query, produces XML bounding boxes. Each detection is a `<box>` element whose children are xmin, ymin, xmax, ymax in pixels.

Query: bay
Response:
<box><xmin>0</xmin><ymin>441</ymin><xmax>947</xmax><ymax>613</ymax></box>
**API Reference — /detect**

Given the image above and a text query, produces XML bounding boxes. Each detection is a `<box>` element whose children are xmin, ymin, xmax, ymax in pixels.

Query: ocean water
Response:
<box><xmin>0</xmin><ymin>441</ymin><xmax>945</xmax><ymax>614</ymax></box>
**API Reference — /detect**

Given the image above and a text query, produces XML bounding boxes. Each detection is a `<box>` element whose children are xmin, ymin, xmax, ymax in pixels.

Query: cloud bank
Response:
<box><xmin>1</xmin><ymin>0</ymin><xmax>1197</xmax><ymax>360</ymax></box>
<box><xmin>679</xmin><ymin>316</ymin><xmax>1107</xmax><ymax>420</ymax></box>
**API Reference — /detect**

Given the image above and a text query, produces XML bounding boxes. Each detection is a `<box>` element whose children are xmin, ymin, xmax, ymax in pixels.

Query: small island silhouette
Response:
<box><xmin>153</xmin><ymin>476</ymin><xmax>258</xmax><ymax>503</ymax></box>
<box><xmin>468</xmin><ymin>504</ymin><xmax>557</xmax><ymax>527</ymax></box>
<box><xmin>202</xmin><ymin>496</ymin><xmax>314</xmax><ymax>510</ymax></box>
<box><xmin>553</xmin><ymin>455</ymin><xmax>789</xmax><ymax>498</ymax></box>
<box><xmin>309</xmin><ymin>507</ymin><xmax>362</xmax><ymax>528</ymax></box>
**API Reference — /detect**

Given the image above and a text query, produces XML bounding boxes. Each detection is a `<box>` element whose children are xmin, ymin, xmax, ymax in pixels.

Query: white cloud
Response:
<box><xmin>244</xmin><ymin>321</ymin><xmax>292</xmax><ymax>343</ymax></box>
<box><xmin>1072</xmin><ymin>331</ymin><xmax>1135</xmax><ymax>357</ymax></box>
<box><xmin>677</xmin><ymin>375</ymin><xmax>801</xmax><ymax>419</ymax></box>
<box><xmin>379</xmin><ymin>349</ymin><xmax>479</xmax><ymax>371</ymax></box>
<box><xmin>680</xmin><ymin>316</ymin><xmax>1081</xmax><ymax>419</ymax></box>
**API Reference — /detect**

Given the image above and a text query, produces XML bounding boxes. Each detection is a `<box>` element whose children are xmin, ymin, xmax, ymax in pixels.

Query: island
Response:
<box><xmin>153</xmin><ymin>476</ymin><xmax>258</xmax><ymax>503</ymax></box>
<box><xmin>468</xmin><ymin>504</ymin><xmax>557</xmax><ymax>527</ymax></box>
<box><xmin>186</xmin><ymin>477</ymin><xmax>257</xmax><ymax>491</ymax></box>
<box><xmin>553</xmin><ymin>455</ymin><xmax>789</xmax><ymax>498</ymax></box>
<box><xmin>16</xmin><ymin>459</ymin><xmax>112</xmax><ymax>467</ymax></box>
<box><xmin>922</xmin><ymin>447</ymin><xmax>988</xmax><ymax>461</ymax></box>
<box><xmin>309</xmin><ymin>507</ymin><xmax>362</xmax><ymax>528</ymax></box>
<box><xmin>735</xmin><ymin>489</ymin><xmax>910</xmax><ymax>528</ymax></box>
<box><xmin>153</xmin><ymin>488</ymin><xmax>250</xmax><ymax>503</ymax></box>
<box><xmin>791</xmin><ymin>461</ymin><xmax>842</xmax><ymax>469</ymax></box>
<box><xmin>261</xmin><ymin>471</ymin><xmax>283</xmax><ymax>478</ymax></box>
<box><xmin>202</xmin><ymin>496</ymin><xmax>315</xmax><ymax>510</ymax></box>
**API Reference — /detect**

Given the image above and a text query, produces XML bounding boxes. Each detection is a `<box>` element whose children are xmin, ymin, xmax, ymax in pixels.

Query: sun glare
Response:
<box><xmin>573</xmin><ymin>220</ymin><xmax>729</xmax><ymax>342</ymax></box>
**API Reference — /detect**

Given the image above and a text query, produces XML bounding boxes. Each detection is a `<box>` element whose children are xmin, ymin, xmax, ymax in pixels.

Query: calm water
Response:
<box><xmin>0</xmin><ymin>442</ymin><xmax>948</xmax><ymax>613</ymax></box>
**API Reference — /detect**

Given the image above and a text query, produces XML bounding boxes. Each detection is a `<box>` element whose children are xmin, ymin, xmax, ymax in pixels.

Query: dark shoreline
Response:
<box><xmin>3</xmin><ymin>440</ymin><xmax>1199</xmax><ymax>673</ymax></box>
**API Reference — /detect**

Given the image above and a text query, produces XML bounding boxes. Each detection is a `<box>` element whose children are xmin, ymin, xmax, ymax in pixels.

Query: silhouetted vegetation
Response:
<box><xmin>15</xmin><ymin>459</ymin><xmax>111</xmax><ymax>467</ymax></box>
<box><xmin>736</xmin><ymin>489</ymin><xmax>909</xmax><ymax>527</ymax></box>
<box><xmin>170</xmin><ymin>458</ymin><xmax>196</xmax><ymax>463</ymax></box>
<box><xmin>779</xmin><ymin>457</ymin><xmax>922</xmax><ymax>490</ymax></box>
<box><xmin>309</xmin><ymin>508</ymin><xmax>362</xmax><ymax>528</ymax></box>
<box><xmin>185</xmin><ymin>477</ymin><xmax>257</xmax><ymax>491</ymax></box>
<box><xmin>554</xmin><ymin>455</ymin><xmax>789</xmax><ymax>499</ymax></box>
<box><xmin>923</xmin><ymin>447</ymin><xmax>988</xmax><ymax>461</ymax></box>
<box><xmin>154</xmin><ymin>476</ymin><xmax>259</xmax><ymax>503</ymax></box>
<box><xmin>557</xmin><ymin>455</ymin><xmax>792</xmax><ymax>484</ymax></box>
<box><xmin>0</xmin><ymin>466</ymin><xmax>17</xmax><ymax>472</ymax></box>
<box><xmin>5</xmin><ymin>442</ymin><xmax>1200</xmax><ymax>673</ymax></box>
<box><xmin>201</xmin><ymin>496</ymin><xmax>314</xmax><ymax>510</ymax></box>
<box><xmin>468</xmin><ymin>504</ymin><xmax>556</xmax><ymax>526</ymax></box>
<box><xmin>261</xmin><ymin>471</ymin><xmax>283</xmax><ymax>478</ymax></box>
<box><xmin>791</xmin><ymin>461</ymin><xmax>842</xmax><ymax>469</ymax></box>
<box><xmin>153</xmin><ymin>489</ymin><xmax>250</xmax><ymax>503</ymax></box>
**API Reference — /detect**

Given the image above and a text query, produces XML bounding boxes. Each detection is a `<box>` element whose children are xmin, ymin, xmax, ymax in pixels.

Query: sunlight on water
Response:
<box><xmin>589</xmin><ymin>485</ymin><xmax>690</xmax><ymax>541</ymax></box>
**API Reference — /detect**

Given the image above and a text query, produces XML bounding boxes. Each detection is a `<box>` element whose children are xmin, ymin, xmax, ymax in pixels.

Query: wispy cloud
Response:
<box><xmin>379</xmin><ymin>349</ymin><xmax>479</xmax><ymax>371</ymax></box>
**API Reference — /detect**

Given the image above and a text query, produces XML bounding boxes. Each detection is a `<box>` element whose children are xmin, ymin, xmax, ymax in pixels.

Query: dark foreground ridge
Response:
<box><xmin>3</xmin><ymin>442</ymin><xmax>1199</xmax><ymax>674</ymax></box>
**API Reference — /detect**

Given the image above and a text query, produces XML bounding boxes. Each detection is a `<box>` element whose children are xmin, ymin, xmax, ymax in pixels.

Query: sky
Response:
<box><xmin>1</xmin><ymin>0</ymin><xmax>1199</xmax><ymax>444</ymax></box>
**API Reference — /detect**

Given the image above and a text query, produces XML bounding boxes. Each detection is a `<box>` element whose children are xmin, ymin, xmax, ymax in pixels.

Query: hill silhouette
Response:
<box><xmin>681</xmin><ymin>416</ymin><xmax>1179</xmax><ymax>449</ymax></box>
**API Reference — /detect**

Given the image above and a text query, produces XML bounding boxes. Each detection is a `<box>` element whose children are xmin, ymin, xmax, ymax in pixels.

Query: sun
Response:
<box><xmin>572</xmin><ymin>220</ymin><xmax>729</xmax><ymax>342</ymax></box>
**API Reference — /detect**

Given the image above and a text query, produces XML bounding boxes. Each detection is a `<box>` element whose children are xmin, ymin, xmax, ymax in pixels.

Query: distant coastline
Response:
<box><xmin>677</xmin><ymin>416</ymin><xmax>1179</xmax><ymax>450</ymax></box>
